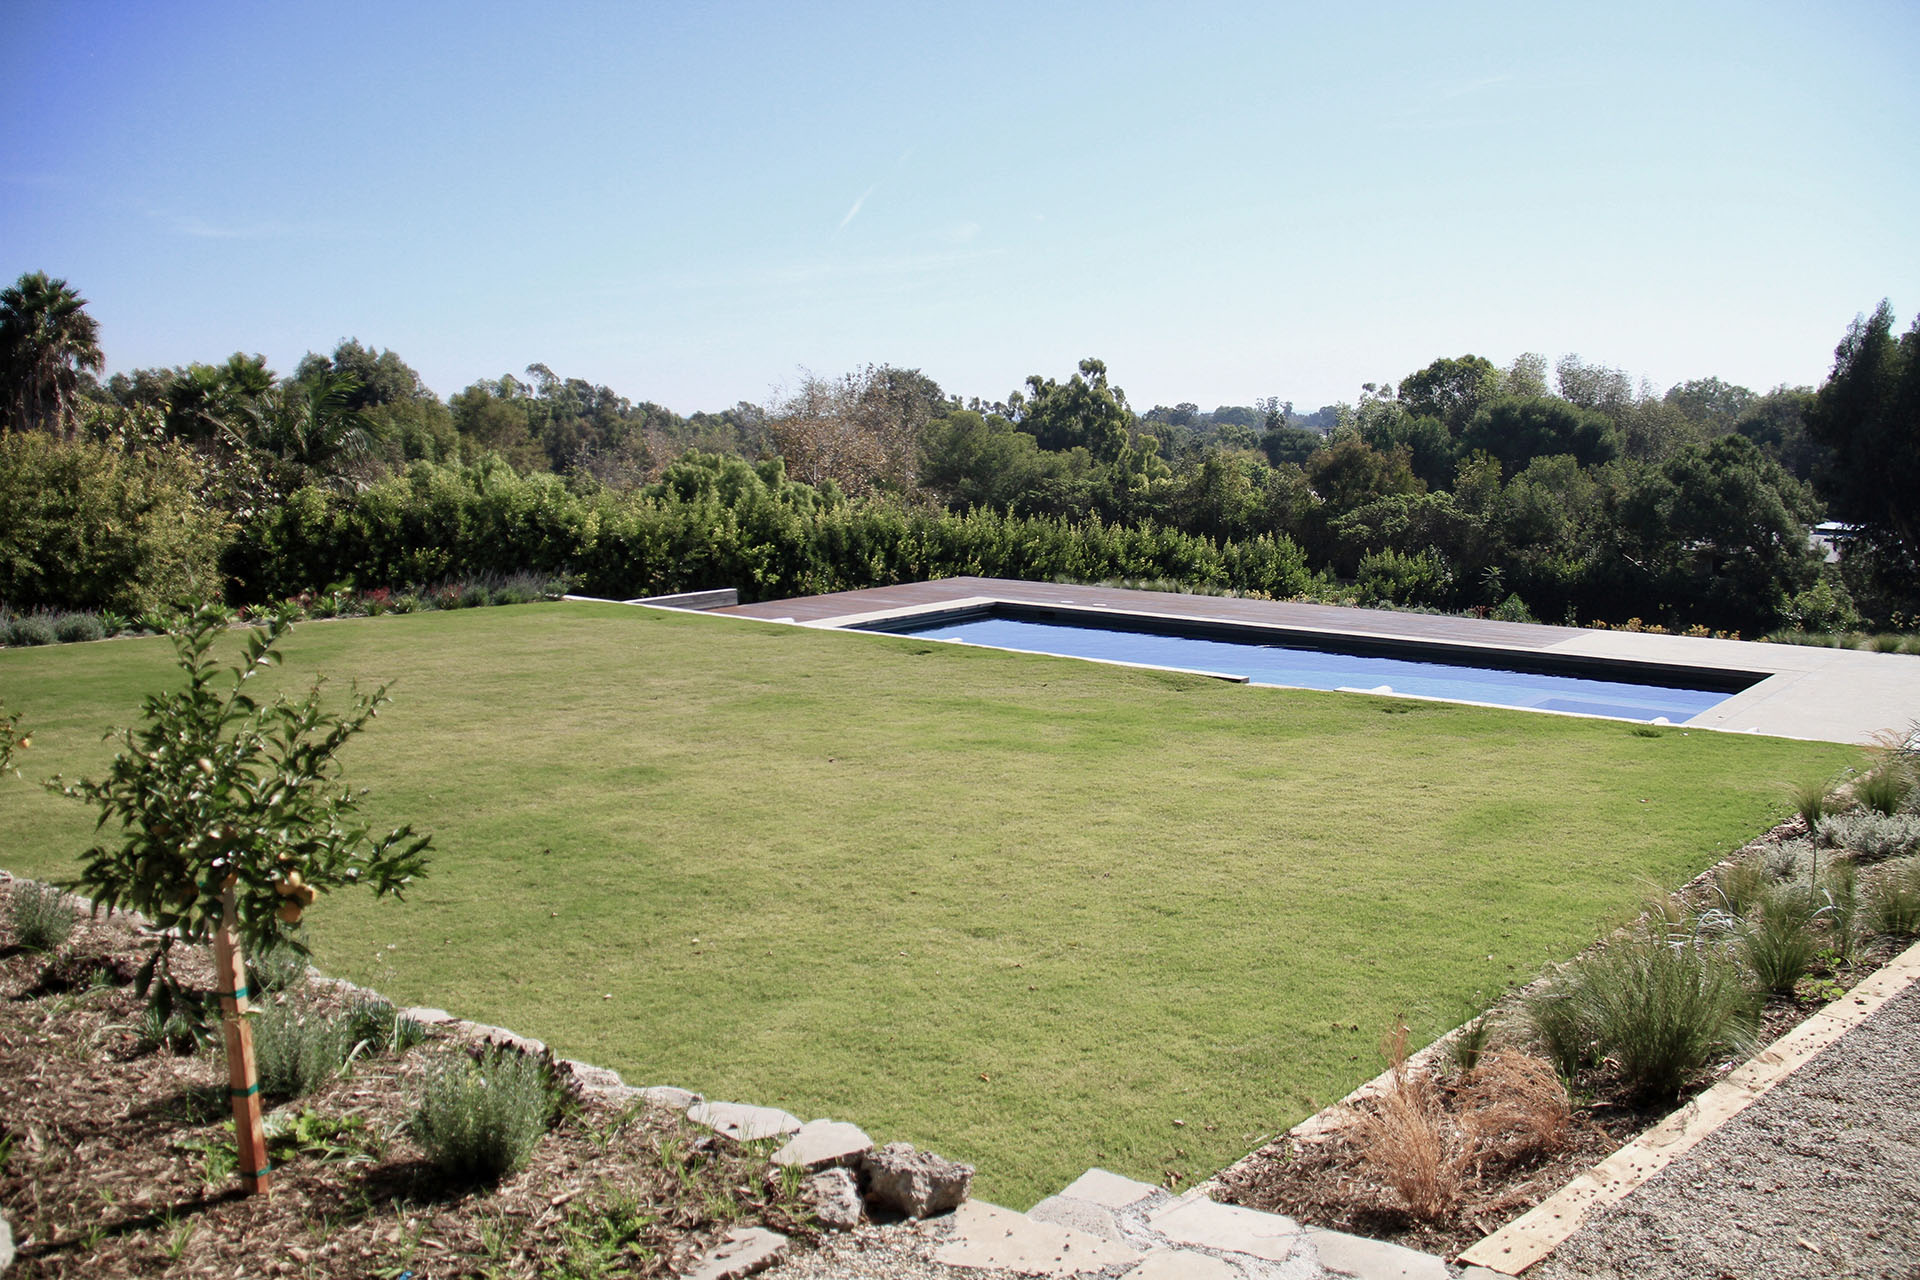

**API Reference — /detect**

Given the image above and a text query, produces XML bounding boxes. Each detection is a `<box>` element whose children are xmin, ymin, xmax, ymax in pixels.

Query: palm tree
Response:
<box><xmin>0</xmin><ymin>271</ymin><xmax>105</xmax><ymax>438</ymax></box>
<box><xmin>249</xmin><ymin>370</ymin><xmax>374</xmax><ymax>489</ymax></box>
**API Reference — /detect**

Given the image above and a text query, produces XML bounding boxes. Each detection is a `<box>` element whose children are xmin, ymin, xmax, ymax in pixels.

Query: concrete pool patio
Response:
<box><xmin>711</xmin><ymin>577</ymin><xmax>1920</xmax><ymax>747</ymax></box>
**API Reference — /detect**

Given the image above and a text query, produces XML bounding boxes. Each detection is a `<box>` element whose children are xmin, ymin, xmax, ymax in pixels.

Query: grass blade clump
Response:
<box><xmin>252</xmin><ymin>1004</ymin><xmax>356</xmax><ymax>1098</ymax></box>
<box><xmin>1821</xmin><ymin>864</ymin><xmax>1862</xmax><ymax>963</ymax></box>
<box><xmin>410</xmin><ymin>1047</ymin><xmax>551</xmax><ymax>1183</ymax></box>
<box><xmin>1446</xmin><ymin>1011</ymin><xmax>1495</xmax><ymax>1073</ymax></box>
<box><xmin>1583</xmin><ymin>935</ymin><xmax>1753</xmax><ymax>1100</ymax></box>
<box><xmin>1526</xmin><ymin>924</ymin><xmax>1754</xmax><ymax>1102</ymax></box>
<box><xmin>1866</xmin><ymin>861</ymin><xmax>1920</xmax><ymax>939</ymax></box>
<box><xmin>1788</xmin><ymin>778</ymin><xmax>1830</xmax><ymax>841</ymax></box>
<box><xmin>1740</xmin><ymin>886</ymin><xmax>1822</xmax><ymax>994</ymax></box>
<box><xmin>1711</xmin><ymin>860</ymin><xmax>1769</xmax><ymax>917</ymax></box>
<box><xmin>1522</xmin><ymin>984</ymin><xmax>1592</xmax><ymax>1083</ymax></box>
<box><xmin>1856</xmin><ymin>767</ymin><xmax>1912</xmax><ymax>818</ymax></box>
<box><xmin>7</xmin><ymin>880</ymin><xmax>76</xmax><ymax>952</ymax></box>
<box><xmin>342</xmin><ymin>992</ymin><xmax>428</xmax><ymax>1054</ymax></box>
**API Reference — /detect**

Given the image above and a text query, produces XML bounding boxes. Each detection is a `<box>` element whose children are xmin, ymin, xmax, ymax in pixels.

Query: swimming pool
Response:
<box><xmin>851</xmin><ymin>604</ymin><xmax>1761</xmax><ymax>723</ymax></box>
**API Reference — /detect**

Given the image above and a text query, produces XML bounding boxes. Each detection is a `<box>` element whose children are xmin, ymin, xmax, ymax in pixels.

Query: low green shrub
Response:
<box><xmin>247</xmin><ymin>932</ymin><xmax>310</xmax><ymax>994</ymax></box>
<box><xmin>252</xmin><ymin>1004</ymin><xmax>356</xmax><ymax>1098</ymax></box>
<box><xmin>1827</xmin><ymin>811</ymin><xmax>1920</xmax><ymax>864</ymax></box>
<box><xmin>52</xmin><ymin>612</ymin><xmax>105</xmax><ymax>643</ymax></box>
<box><xmin>1740</xmin><ymin>886</ymin><xmax>1822</xmax><ymax>994</ymax></box>
<box><xmin>343</xmin><ymin>992</ymin><xmax>428</xmax><ymax>1054</ymax></box>
<box><xmin>4</xmin><ymin>613</ymin><xmax>57</xmax><ymax>647</ymax></box>
<box><xmin>409</xmin><ymin>1047</ymin><xmax>552</xmax><ymax>1182</ymax></box>
<box><xmin>7</xmin><ymin>879</ymin><xmax>76</xmax><ymax>951</ymax></box>
<box><xmin>1866</xmin><ymin>861</ymin><xmax>1920</xmax><ymax>938</ymax></box>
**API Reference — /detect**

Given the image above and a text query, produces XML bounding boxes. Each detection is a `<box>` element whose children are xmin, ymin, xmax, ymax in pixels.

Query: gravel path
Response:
<box><xmin>1531</xmin><ymin>981</ymin><xmax>1920</xmax><ymax>1280</ymax></box>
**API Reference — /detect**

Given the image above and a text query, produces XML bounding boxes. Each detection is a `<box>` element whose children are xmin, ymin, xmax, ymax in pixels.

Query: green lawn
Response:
<box><xmin>0</xmin><ymin>602</ymin><xmax>1858</xmax><ymax>1204</ymax></box>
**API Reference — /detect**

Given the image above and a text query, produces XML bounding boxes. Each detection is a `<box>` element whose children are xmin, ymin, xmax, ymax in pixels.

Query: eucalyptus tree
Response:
<box><xmin>0</xmin><ymin>271</ymin><xmax>105</xmax><ymax>438</ymax></box>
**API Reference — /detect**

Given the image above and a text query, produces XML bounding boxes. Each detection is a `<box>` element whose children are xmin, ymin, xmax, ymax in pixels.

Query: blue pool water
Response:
<box><xmin>863</xmin><ymin>614</ymin><xmax>1745</xmax><ymax>722</ymax></box>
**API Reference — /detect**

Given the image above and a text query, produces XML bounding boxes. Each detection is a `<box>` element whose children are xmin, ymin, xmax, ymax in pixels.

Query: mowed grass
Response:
<box><xmin>0</xmin><ymin>602</ymin><xmax>1858</xmax><ymax>1204</ymax></box>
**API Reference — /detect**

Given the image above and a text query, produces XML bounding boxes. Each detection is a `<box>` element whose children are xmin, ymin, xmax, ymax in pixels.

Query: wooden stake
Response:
<box><xmin>213</xmin><ymin>881</ymin><xmax>271</xmax><ymax>1197</ymax></box>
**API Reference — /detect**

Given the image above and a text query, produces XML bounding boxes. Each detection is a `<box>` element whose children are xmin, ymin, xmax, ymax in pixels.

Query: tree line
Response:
<box><xmin>1</xmin><ymin>269</ymin><xmax>1914</xmax><ymax>634</ymax></box>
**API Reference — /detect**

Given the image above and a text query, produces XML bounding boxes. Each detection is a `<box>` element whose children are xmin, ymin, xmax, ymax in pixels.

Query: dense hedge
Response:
<box><xmin>224</xmin><ymin>454</ymin><xmax>1319</xmax><ymax>605</ymax></box>
<box><xmin>0</xmin><ymin>432</ymin><xmax>227</xmax><ymax>614</ymax></box>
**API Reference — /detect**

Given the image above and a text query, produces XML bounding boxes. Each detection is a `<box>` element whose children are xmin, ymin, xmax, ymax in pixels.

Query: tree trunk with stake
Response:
<box><xmin>213</xmin><ymin>879</ymin><xmax>270</xmax><ymax>1197</ymax></box>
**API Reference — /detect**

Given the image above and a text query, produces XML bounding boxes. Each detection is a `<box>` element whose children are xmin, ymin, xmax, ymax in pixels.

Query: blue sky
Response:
<box><xmin>4</xmin><ymin>1</ymin><xmax>1916</xmax><ymax>415</ymax></box>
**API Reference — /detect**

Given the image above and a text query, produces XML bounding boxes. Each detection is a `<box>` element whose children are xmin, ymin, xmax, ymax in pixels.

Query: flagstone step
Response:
<box><xmin>935</xmin><ymin>1165</ymin><xmax>1459</xmax><ymax>1280</ymax></box>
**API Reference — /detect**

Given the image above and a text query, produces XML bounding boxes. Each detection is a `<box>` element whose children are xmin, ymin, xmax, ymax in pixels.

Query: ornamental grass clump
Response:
<box><xmin>7</xmin><ymin>879</ymin><xmax>76</xmax><ymax>952</ymax></box>
<box><xmin>1740</xmin><ymin>885</ymin><xmax>1823</xmax><ymax>994</ymax></box>
<box><xmin>410</xmin><ymin>1046</ymin><xmax>552</xmax><ymax>1184</ymax></box>
<box><xmin>1866</xmin><ymin>860</ymin><xmax>1920</xmax><ymax>938</ymax></box>
<box><xmin>1525</xmin><ymin>924</ymin><xmax>1753</xmax><ymax>1102</ymax></box>
<box><xmin>1354</xmin><ymin>1021</ymin><xmax>1466</xmax><ymax>1223</ymax></box>
<box><xmin>1582</xmin><ymin>934</ymin><xmax>1754</xmax><ymax>1101</ymax></box>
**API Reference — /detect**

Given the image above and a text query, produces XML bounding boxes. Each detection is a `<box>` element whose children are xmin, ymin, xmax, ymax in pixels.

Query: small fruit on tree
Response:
<box><xmin>50</xmin><ymin>603</ymin><xmax>429</xmax><ymax>1194</ymax></box>
<box><xmin>53</xmin><ymin>603</ymin><xmax>430</xmax><ymax>1007</ymax></box>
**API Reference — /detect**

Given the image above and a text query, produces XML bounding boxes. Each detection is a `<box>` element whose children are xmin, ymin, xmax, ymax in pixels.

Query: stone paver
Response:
<box><xmin>685</xmin><ymin>1225</ymin><xmax>789</xmax><ymax>1280</ymax></box>
<box><xmin>1148</xmin><ymin>1197</ymin><xmax>1306</xmax><ymax>1264</ymax></box>
<box><xmin>687</xmin><ymin>1100</ymin><xmax>803</xmax><ymax>1143</ymax></box>
<box><xmin>935</xmin><ymin>1200</ymin><xmax>1142</xmax><ymax>1275</ymax></box>
<box><xmin>1305</xmin><ymin>1227</ymin><xmax>1449</xmax><ymax>1280</ymax></box>
<box><xmin>1026</xmin><ymin>1193</ymin><xmax>1124</xmax><ymax>1242</ymax></box>
<box><xmin>1053</xmin><ymin>1167</ymin><xmax>1164</xmax><ymax>1210</ymax></box>
<box><xmin>771</xmin><ymin>1119</ymin><xmax>872</xmax><ymax>1169</ymax></box>
<box><xmin>1122</xmin><ymin>1247</ymin><xmax>1244</xmax><ymax>1279</ymax></box>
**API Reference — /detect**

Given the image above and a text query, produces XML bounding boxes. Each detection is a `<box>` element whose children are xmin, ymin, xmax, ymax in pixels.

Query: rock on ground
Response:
<box><xmin>862</xmin><ymin>1142</ymin><xmax>975</xmax><ymax>1219</ymax></box>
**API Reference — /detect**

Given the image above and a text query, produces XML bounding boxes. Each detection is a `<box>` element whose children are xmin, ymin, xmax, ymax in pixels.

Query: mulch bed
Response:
<box><xmin>1213</xmin><ymin>820</ymin><xmax>1913</xmax><ymax>1261</ymax></box>
<box><xmin>0</xmin><ymin>879</ymin><xmax>814</xmax><ymax>1278</ymax></box>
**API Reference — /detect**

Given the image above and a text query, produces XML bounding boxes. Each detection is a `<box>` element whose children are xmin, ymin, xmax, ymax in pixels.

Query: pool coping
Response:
<box><xmin>702</xmin><ymin>578</ymin><xmax>1920</xmax><ymax>747</ymax></box>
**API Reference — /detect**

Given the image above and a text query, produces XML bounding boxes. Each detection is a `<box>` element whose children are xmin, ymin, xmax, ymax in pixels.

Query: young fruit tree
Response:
<box><xmin>51</xmin><ymin>604</ymin><xmax>430</xmax><ymax>1196</ymax></box>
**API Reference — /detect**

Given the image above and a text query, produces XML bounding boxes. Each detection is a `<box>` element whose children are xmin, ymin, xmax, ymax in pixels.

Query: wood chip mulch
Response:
<box><xmin>0</xmin><ymin>879</ymin><xmax>815</xmax><ymax>1278</ymax></box>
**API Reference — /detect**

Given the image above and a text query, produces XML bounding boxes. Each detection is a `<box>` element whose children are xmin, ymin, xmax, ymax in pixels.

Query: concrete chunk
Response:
<box><xmin>803</xmin><ymin>1167</ymin><xmax>864</xmax><ymax>1231</ymax></box>
<box><xmin>685</xmin><ymin>1226</ymin><xmax>788</xmax><ymax>1280</ymax></box>
<box><xmin>687</xmin><ymin>1100</ymin><xmax>803</xmax><ymax>1143</ymax></box>
<box><xmin>935</xmin><ymin>1200</ymin><xmax>1141</xmax><ymax>1275</ymax></box>
<box><xmin>560</xmin><ymin>1059</ymin><xmax>624</xmax><ymax>1091</ymax></box>
<box><xmin>863</xmin><ymin>1141</ymin><xmax>974</xmax><ymax>1218</ymax></box>
<box><xmin>771</xmin><ymin>1119</ymin><xmax>872</xmax><ymax>1170</ymax></box>
<box><xmin>1148</xmin><ymin>1197</ymin><xmax>1304</xmax><ymax>1263</ymax></box>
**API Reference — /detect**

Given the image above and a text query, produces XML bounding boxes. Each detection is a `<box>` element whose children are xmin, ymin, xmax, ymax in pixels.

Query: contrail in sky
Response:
<box><xmin>838</xmin><ymin>184</ymin><xmax>877</xmax><ymax>232</ymax></box>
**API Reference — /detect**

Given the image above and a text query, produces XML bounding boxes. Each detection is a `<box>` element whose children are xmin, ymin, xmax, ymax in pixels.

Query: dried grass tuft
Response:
<box><xmin>1458</xmin><ymin>1049</ymin><xmax>1572</xmax><ymax>1166</ymax></box>
<box><xmin>1353</xmin><ymin>1021</ymin><xmax>1469</xmax><ymax>1222</ymax></box>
